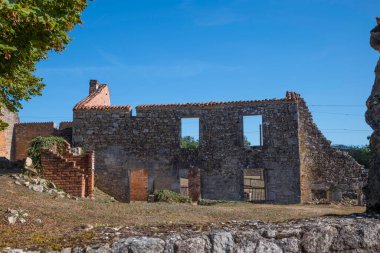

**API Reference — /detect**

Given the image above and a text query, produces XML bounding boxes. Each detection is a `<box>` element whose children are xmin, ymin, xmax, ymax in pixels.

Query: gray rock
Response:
<box><xmin>113</xmin><ymin>237</ymin><xmax>165</xmax><ymax>253</ymax></box>
<box><xmin>31</xmin><ymin>184</ymin><xmax>44</xmax><ymax>193</ymax></box>
<box><xmin>34</xmin><ymin>219</ymin><xmax>43</xmax><ymax>224</ymax></box>
<box><xmin>7</xmin><ymin>208</ymin><xmax>18</xmax><ymax>215</ymax></box>
<box><xmin>7</xmin><ymin>216</ymin><xmax>17</xmax><ymax>224</ymax></box>
<box><xmin>255</xmin><ymin>240</ymin><xmax>282</xmax><ymax>253</ymax></box>
<box><xmin>85</xmin><ymin>244</ymin><xmax>111</xmax><ymax>253</ymax></box>
<box><xmin>80</xmin><ymin>224</ymin><xmax>94</xmax><ymax>231</ymax></box>
<box><xmin>262</xmin><ymin>229</ymin><xmax>277</xmax><ymax>239</ymax></box>
<box><xmin>174</xmin><ymin>236</ymin><xmax>211</xmax><ymax>253</ymax></box>
<box><xmin>275</xmin><ymin>229</ymin><xmax>302</xmax><ymax>239</ymax></box>
<box><xmin>164</xmin><ymin>234</ymin><xmax>181</xmax><ymax>253</ymax></box>
<box><xmin>277</xmin><ymin>237</ymin><xmax>299</xmax><ymax>253</ymax></box>
<box><xmin>301</xmin><ymin>225</ymin><xmax>338</xmax><ymax>253</ymax></box>
<box><xmin>233</xmin><ymin>231</ymin><xmax>261</xmax><ymax>253</ymax></box>
<box><xmin>4</xmin><ymin>250</ymin><xmax>39</xmax><ymax>253</ymax></box>
<box><xmin>234</xmin><ymin>241</ymin><xmax>257</xmax><ymax>253</ymax></box>
<box><xmin>331</xmin><ymin>225</ymin><xmax>361</xmax><ymax>251</ymax></box>
<box><xmin>24</xmin><ymin>157</ymin><xmax>38</xmax><ymax>175</ymax></box>
<box><xmin>60</xmin><ymin>248</ymin><xmax>72</xmax><ymax>253</ymax></box>
<box><xmin>72</xmin><ymin>247</ymin><xmax>84</xmax><ymax>253</ymax></box>
<box><xmin>358</xmin><ymin>222</ymin><xmax>380</xmax><ymax>249</ymax></box>
<box><xmin>210</xmin><ymin>231</ymin><xmax>234</xmax><ymax>253</ymax></box>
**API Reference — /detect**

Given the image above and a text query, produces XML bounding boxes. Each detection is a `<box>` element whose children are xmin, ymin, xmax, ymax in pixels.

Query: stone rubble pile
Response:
<box><xmin>5</xmin><ymin>209</ymin><xmax>28</xmax><ymax>225</ymax></box>
<box><xmin>10</xmin><ymin>174</ymin><xmax>76</xmax><ymax>200</ymax></box>
<box><xmin>3</xmin><ymin>215</ymin><xmax>380</xmax><ymax>253</ymax></box>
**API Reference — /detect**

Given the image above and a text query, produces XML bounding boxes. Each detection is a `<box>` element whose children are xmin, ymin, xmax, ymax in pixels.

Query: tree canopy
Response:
<box><xmin>334</xmin><ymin>144</ymin><xmax>372</xmax><ymax>169</ymax></box>
<box><xmin>0</xmin><ymin>0</ymin><xmax>89</xmax><ymax>130</ymax></box>
<box><xmin>181</xmin><ymin>136</ymin><xmax>199</xmax><ymax>149</ymax></box>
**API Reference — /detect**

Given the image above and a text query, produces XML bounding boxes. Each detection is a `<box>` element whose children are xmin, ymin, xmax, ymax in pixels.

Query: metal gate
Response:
<box><xmin>244</xmin><ymin>169</ymin><xmax>266</xmax><ymax>202</ymax></box>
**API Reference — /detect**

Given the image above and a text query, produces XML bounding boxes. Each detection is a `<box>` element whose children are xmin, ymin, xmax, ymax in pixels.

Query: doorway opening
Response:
<box><xmin>244</xmin><ymin>168</ymin><xmax>266</xmax><ymax>202</ymax></box>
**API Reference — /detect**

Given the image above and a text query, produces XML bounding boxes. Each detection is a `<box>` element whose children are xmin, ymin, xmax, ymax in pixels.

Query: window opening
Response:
<box><xmin>181</xmin><ymin>118</ymin><xmax>199</xmax><ymax>149</ymax></box>
<box><xmin>243</xmin><ymin>115</ymin><xmax>263</xmax><ymax>147</ymax></box>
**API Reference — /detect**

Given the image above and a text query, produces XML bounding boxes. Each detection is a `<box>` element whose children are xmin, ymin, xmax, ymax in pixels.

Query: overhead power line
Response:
<box><xmin>311</xmin><ymin>111</ymin><xmax>364</xmax><ymax>116</ymax></box>
<box><xmin>309</xmin><ymin>105</ymin><xmax>365</xmax><ymax>107</ymax></box>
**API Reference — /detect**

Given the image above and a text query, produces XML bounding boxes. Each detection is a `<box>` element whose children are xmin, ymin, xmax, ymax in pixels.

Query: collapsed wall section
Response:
<box><xmin>41</xmin><ymin>141</ymin><xmax>94</xmax><ymax>198</ymax></box>
<box><xmin>14</xmin><ymin>122</ymin><xmax>56</xmax><ymax>161</ymax></box>
<box><xmin>13</xmin><ymin>122</ymin><xmax>74</xmax><ymax>161</ymax></box>
<box><xmin>0</xmin><ymin>107</ymin><xmax>72</xmax><ymax>163</ymax></box>
<box><xmin>298</xmin><ymin>98</ymin><xmax>367</xmax><ymax>203</ymax></box>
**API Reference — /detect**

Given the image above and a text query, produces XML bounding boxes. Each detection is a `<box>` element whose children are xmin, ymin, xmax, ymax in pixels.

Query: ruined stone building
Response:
<box><xmin>0</xmin><ymin>80</ymin><xmax>367</xmax><ymax>204</ymax></box>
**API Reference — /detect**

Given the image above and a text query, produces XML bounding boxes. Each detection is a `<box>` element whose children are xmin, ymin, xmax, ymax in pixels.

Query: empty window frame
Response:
<box><xmin>243</xmin><ymin>115</ymin><xmax>263</xmax><ymax>147</ymax></box>
<box><xmin>181</xmin><ymin>118</ymin><xmax>199</xmax><ymax>148</ymax></box>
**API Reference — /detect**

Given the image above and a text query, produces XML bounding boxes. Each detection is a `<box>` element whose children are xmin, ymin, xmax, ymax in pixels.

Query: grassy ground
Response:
<box><xmin>0</xmin><ymin>171</ymin><xmax>365</xmax><ymax>250</ymax></box>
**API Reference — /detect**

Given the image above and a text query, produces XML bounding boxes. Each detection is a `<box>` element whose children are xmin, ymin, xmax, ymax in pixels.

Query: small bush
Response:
<box><xmin>197</xmin><ymin>199</ymin><xmax>229</xmax><ymax>206</ymax></box>
<box><xmin>155</xmin><ymin>189</ymin><xmax>191</xmax><ymax>203</ymax></box>
<box><xmin>27</xmin><ymin>136</ymin><xmax>67</xmax><ymax>174</ymax></box>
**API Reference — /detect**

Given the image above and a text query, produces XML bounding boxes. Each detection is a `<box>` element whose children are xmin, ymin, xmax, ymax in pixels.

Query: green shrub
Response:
<box><xmin>197</xmin><ymin>199</ymin><xmax>230</xmax><ymax>206</ymax></box>
<box><xmin>333</xmin><ymin>144</ymin><xmax>372</xmax><ymax>169</ymax></box>
<box><xmin>27</xmin><ymin>136</ymin><xmax>67</xmax><ymax>174</ymax></box>
<box><xmin>155</xmin><ymin>189</ymin><xmax>191</xmax><ymax>203</ymax></box>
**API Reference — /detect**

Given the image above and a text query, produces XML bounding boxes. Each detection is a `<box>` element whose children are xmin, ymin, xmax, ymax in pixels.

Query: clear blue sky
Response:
<box><xmin>20</xmin><ymin>0</ymin><xmax>380</xmax><ymax>146</ymax></box>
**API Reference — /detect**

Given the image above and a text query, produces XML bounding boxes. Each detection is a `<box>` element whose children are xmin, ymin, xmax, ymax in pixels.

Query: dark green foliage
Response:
<box><xmin>243</xmin><ymin>135</ymin><xmax>251</xmax><ymax>147</ymax></box>
<box><xmin>27</xmin><ymin>136</ymin><xmax>66</xmax><ymax>174</ymax></box>
<box><xmin>334</xmin><ymin>144</ymin><xmax>372</xmax><ymax>169</ymax></box>
<box><xmin>0</xmin><ymin>0</ymin><xmax>89</xmax><ymax>130</ymax></box>
<box><xmin>197</xmin><ymin>199</ymin><xmax>230</xmax><ymax>206</ymax></box>
<box><xmin>181</xmin><ymin>136</ymin><xmax>199</xmax><ymax>149</ymax></box>
<box><xmin>155</xmin><ymin>189</ymin><xmax>192</xmax><ymax>203</ymax></box>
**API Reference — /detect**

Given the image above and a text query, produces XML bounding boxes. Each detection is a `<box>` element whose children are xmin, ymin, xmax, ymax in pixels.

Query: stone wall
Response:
<box><xmin>70</xmin><ymin>80</ymin><xmax>366</xmax><ymax>204</ymax></box>
<box><xmin>41</xmin><ymin>141</ymin><xmax>94</xmax><ymax>198</ymax></box>
<box><xmin>73</xmin><ymin>82</ymin><xmax>303</xmax><ymax>203</ymax></box>
<box><xmin>59</xmin><ymin>121</ymin><xmax>73</xmax><ymax>143</ymax></box>
<box><xmin>298</xmin><ymin>97</ymin><xmax>367</xmax><ymax>203</ymax></box>
<box><xmin>0</xmin><ymin>107</ymin><xmax>19</xmax><ymax>160</ymax></box>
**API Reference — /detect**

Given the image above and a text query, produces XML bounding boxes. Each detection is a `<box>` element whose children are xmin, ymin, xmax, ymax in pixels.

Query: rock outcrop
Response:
<box><xmin>3</xmin><ymin>216</ymin><xmax>380</xmax><ymax>253</ymax></box>
<box><xmin>366</xmin><ymin>18</ymin><xmax>380</xmax><ymax>212</ymax></box>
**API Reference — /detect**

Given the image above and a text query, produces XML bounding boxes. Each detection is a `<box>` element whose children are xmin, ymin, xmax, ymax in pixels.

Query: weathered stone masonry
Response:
<box><xmin>0</xmin><ymin>107</ymin><xmax>19</xmax><ymax>160</ymax></box>
<box><xmin>72</xmin><ymin>81</ymin><xmax>366</xmax><ymax>203</ymax></box>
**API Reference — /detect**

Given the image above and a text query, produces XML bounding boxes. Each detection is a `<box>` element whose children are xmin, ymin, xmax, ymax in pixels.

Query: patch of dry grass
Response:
<box><xmin>0</xmin><ymin>173</ymin><xmax>365</xmax><ymax>249</ymax></box>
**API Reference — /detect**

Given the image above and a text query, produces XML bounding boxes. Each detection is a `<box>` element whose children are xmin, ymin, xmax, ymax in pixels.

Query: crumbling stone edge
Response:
<box><xmin>3</xmin><ymin>215</ymin><xmax>380</xmax><ymax>253</ymax></box>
